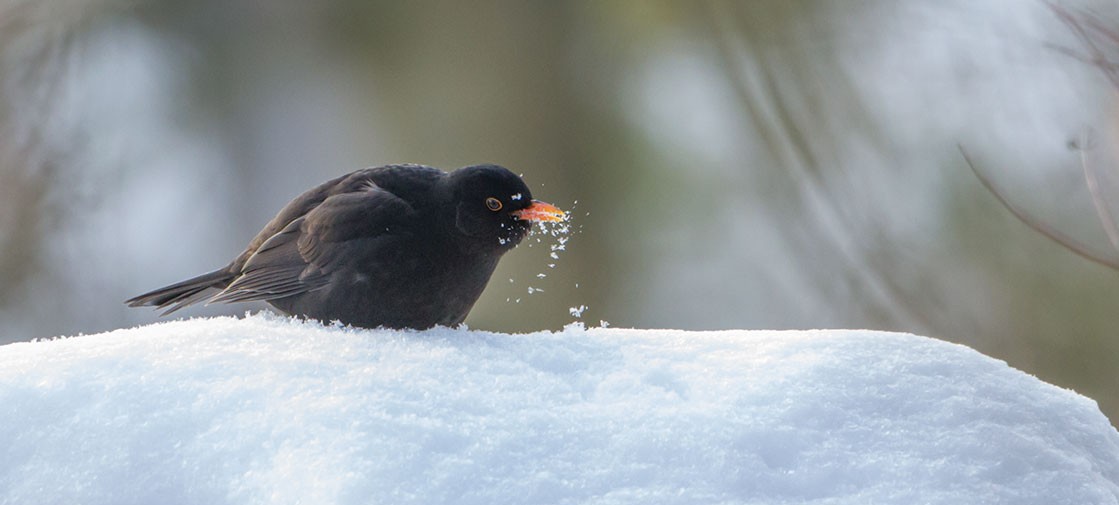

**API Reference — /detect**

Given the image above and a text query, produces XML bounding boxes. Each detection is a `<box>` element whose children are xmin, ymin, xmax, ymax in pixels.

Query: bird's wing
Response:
<box><xmin>209</xmin><ymin>183</ymin><xmax>416</xmax><ymax>304</ymax></box>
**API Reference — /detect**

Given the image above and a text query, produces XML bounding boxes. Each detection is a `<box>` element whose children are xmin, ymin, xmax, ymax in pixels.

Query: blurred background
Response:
<box><xmin>3</xmin><ymin>0</ymin><xmax>1119</xmax><ymax>423</ymax></box>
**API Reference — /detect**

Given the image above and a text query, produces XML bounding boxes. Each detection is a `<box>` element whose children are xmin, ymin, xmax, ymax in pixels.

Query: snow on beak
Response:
<box><xmin>511</xmin><ymin>200</ymin><xmax>566</xmax><ymax>222</ymax></box>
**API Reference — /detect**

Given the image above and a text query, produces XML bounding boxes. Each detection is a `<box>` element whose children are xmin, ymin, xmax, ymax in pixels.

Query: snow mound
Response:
<box><xmin>1</xmin><ymin>314</ymin><xmax>1117</xmax><ymax>505</ymax></box>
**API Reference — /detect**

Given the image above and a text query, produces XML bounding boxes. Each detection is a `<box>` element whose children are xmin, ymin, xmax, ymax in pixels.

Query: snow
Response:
<box><xmin>1</xmin><ymin>314</ymin><xmax>1117</xmax><ymax>505</ymax></box>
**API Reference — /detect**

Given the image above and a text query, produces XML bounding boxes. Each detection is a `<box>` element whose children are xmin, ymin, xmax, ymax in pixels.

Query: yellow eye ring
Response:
<box><xmin>485</xmin><ymin>197</ymin><xmax>503</xmax><ymax>212</ymax></box>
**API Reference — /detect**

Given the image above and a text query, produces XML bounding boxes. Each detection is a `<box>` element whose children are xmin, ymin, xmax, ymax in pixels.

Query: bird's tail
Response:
<box><xmin>125</xmin><ymin>268</ymin><xmax>236</xmax><ymax>315</ymax></box>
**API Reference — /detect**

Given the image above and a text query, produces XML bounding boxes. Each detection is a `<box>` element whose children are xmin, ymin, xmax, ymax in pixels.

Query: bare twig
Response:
<box><xmin>1074</xmin><ymin>132</ymin><xmax>1119</xmax><ymax>251</ymax></box>
<box><xmin>1044</xmin><ymin>42</ymin><xmax>1119</xmax><ymax>70</ymax></box>
<box><xmin>1050</xmin><ymin>2</ymin><xmax>1119</xmax><ymax>88</ymax></box>
<box><xmin>960</xmin><ymin>145</ymin><xmax>1119</xmax><ymax>270</ymax></box>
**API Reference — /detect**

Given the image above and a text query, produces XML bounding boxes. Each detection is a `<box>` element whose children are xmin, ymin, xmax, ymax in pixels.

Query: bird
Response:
<box><xmin>126</xmin><ymin>163</ymin><xmax>565</xmax><ymax>329</ymax></box>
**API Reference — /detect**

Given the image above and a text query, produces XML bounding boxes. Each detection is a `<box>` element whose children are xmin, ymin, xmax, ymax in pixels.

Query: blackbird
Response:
<box><xmin>126</xmin><ymin>164</ymin><xmax>565</xmax><ymax>329</ymax></box>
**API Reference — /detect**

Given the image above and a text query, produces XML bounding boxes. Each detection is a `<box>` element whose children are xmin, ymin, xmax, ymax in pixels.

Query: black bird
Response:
<box><xmin>126</xmin><ymin>164</ymin><xmax>565</xmax><ymax>329</ymax></box>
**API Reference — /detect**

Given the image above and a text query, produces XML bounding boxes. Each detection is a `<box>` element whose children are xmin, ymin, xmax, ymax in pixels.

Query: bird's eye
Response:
<box><xmin>485</xmin><ymin>197</ymin><xmax>503</xmax><ymax>211</ymax></box>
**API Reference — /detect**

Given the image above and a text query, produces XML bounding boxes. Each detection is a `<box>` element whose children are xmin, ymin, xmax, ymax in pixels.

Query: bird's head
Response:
<box><xmin>445</xmin><ymin>164</ymin><xmax>565</xmax><ymax>252</ymax></box>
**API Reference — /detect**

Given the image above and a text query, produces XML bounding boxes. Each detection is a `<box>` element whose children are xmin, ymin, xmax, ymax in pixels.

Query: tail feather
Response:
<box><xmin>126</xmin><ymin>268</ymin><xmax>236</xmax><ymax>315</ymax></box>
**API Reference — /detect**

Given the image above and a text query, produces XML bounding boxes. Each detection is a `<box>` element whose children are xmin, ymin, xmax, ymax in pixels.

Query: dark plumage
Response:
<box><xmin>126</xmin><ymin>164</ymin><xmax>565</xmax><ymax>329</ymax></box>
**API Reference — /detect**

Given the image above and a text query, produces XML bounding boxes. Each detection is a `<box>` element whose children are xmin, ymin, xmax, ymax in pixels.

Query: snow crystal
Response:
<box><xmin>0</xmin><ymin>314</ymin><xmax>1117</xmax><ymax>505</ymax></box>
<box><xmin>507</xmin><ymin>200</ymin><xmax>575</xmax><ymax>312</ymax></box>
<box><xmin>569</xmin><ymin>305</ymin><xmax>588</xmax><ymax>318</ymax></box>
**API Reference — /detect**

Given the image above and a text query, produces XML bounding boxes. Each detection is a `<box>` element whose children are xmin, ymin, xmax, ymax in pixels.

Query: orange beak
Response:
<box><xmin>511</xmin><ymin>200</ymin><xmax>566</xmax><ymax>222</ymax></box>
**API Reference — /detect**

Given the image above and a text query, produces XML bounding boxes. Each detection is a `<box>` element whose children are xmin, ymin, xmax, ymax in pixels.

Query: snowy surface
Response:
<box><xmin>2</xmin><ymin>314</ymin><xmax>1118</xmax><ymax>505</ymax></box>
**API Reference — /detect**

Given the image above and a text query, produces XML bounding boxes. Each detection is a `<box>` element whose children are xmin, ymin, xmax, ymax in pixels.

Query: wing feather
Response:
<box><xmin>208</xmin><ymin>183</ymin><xmax>415</xmax><ymax>305</ymax></box>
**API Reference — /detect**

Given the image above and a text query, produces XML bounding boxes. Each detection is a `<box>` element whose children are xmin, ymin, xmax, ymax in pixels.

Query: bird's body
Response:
<box><xmin>127</xmin><ymin>164</ymin><xmax>564</xmax><ymax>329</ymax></box>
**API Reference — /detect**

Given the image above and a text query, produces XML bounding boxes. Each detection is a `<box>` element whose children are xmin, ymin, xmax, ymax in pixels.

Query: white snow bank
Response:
<box><xmin>1</xmin><ymin>314</ymin><xmax>1117</xmax><ymax>505</ymax></box>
